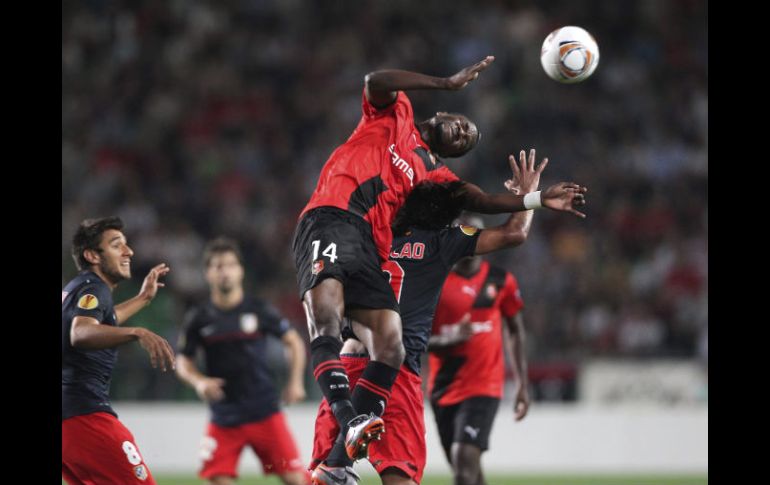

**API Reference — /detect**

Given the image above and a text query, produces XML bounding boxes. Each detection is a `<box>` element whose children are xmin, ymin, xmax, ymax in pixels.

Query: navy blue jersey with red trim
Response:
<box><xmin>178</xmin><ymin>296</ymin><xmax>291</xmax><ymax>427</ymax></box>
<box><xmin>62</xmin><ymin>271</ymin><xmax>119</xmax><ymax>420</ymax></box>
<box><xmin>385</xmin><ymin>225</ymin><xmax>480</xmax><ymax>375</ymax></box>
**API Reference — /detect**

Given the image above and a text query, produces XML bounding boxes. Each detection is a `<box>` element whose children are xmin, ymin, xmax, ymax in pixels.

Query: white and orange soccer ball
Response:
<box><xmin>540</xmin><ymin>26</ymin><xmax>600</xmax><ymax>83</ymax></box>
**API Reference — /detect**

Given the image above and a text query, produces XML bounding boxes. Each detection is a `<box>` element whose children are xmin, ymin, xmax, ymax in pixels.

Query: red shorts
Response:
<box><xmin>62</xmin><ymin>412</ymin><xmax>156</xmax><ymax>485</ymax></box>
<box><xmin>310</xmin><ymin>356</ymin><xmax>427</xmax><ymax>484</ymax></box>
<box><xmin>200</xmin><ymin>411</ymin><xmax>309</xmax><ymax>480</ymax></box>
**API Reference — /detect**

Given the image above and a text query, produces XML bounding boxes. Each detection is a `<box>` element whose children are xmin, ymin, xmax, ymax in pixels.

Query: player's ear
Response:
<box><xmin>83</xmin><ymin>249</ymin><xmax>101</xmax><ymax>266</ymax></box>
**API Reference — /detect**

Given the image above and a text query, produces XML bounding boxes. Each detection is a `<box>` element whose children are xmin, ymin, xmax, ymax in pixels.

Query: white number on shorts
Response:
<box><xmin>312</xmin><ymin>240</ymin><xmax>338</xmax><ymax>263</ymax></box>
<box><xmin>122</xmin><ymin>440</ymin><xmax>143</xmax><ymax>465</ymax></box>
<box><xmin>200</xmin><ymin>436</ymin><xmax>218</xmax><ymax>462</ymax></box>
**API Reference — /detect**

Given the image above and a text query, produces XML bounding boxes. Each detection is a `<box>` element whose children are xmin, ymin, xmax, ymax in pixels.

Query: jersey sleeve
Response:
<box><xmin>361</xmin><ymin>88</ymin><xmax>408</xmax><ymax>119</ymax></box>
<box><xmin>177</xmin><ymin>307</ymin><xmax>202</xmax><ymax>357</ymax></box>
<box><xmin>438</xmin><ymin>225</ymin><xmax>482</xmax><ymax>267</ymax></box>
<box><xmin>71</xmin><ymin>282</ymin><xmax>112</xmax><ymax>323</ymax></box>
<box><xmin>426</xmin><ymin>163</ymin><xmax>460</xmax><ymax>183</ymax></box>
<box><xmin>259</xmin><ymin>303</ymin><xmax>292</xmax><ymax>339</ymax></box>
<box><xmin>499</xmin><ymin>272</ymin><xmax>524</xmax><ymax>318</ymax></box>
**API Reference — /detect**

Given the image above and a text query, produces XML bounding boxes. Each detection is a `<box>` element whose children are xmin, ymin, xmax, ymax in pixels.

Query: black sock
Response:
<box><xmin>350</xmin><ymin>360</ymin><xmax>400</xmax><ymax>418</ymax></box>
<box><xmin>325</xmin><ymin>431</ymin><xmax>353</xmax><ymax>468</ymax></box>
<box><xmin>311</xmin><ymin>336</ymin><xmax>357</xmax><ymax>427</ymax></box>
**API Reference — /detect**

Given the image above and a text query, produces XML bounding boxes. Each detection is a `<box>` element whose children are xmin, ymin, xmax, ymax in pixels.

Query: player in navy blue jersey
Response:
<box><xmin>62</xmin><ymin>216</ymin><xmax>176</xmax><ymax>485</ymax></box>
<box><xmin>176</xmin><ymin>237</ymin><xmax>310</xmax><ymax>485</ymax></box>
<box><xmin>310</xmin><ymin>150</ymin><xmax>586</xmax><ymax>485</ymax></box>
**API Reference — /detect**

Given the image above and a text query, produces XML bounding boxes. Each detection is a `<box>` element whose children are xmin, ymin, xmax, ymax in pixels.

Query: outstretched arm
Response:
<box><xmin>455</xmin><ymin>174</ymin><xmax>587</xmax><ymax>218</ymax></box>
<box><xmin>176</xmin><ymin>354</ymin><xmax>226</xmax><ymax>402</ymax></box>
<box><xmin>71</xmin><ymin>316</ymin><xmax>176</xmax><ymax>371</ymax></box>
<box><xmin>114</xmin><ymin>263</ymin><xmax>170</xmax><ymax>325</ymax></box>
<box><xmin>365</xmin><ymin>56</ymin><xmax>495</xmax><ymax>107</ymax></box>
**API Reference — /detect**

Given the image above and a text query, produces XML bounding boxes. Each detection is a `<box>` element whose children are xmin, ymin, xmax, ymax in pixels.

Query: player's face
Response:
<box><xmin>96</xmin><ymin>229</ymin><xmax>133</xmax><ymax>283</ymax></box>
<box><xmin>429</xmin><ymin>113</ymin><xmax>479</xmax><ymax>158</ymax></box>
<box><xmin>205</xmin><ymin>251</ymin><xmax>244</xmax><ymax>294</ymax></box>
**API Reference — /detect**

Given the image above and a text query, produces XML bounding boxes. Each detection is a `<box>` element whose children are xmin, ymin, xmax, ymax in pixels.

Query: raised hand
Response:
<box><xmin>445</xmin><ymin>56</ymin><xmax>495</xmax><ymax>90</ymax></box>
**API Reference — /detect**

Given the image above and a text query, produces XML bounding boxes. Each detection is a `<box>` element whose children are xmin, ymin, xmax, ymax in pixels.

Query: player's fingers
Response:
<box><xmin>569</xmin><ymin>208</ymin><xmax>587</xmax><ymax>218</ymax></box>
<box><xmin>508</xmin><ymin>154</ymin><xmax>520</xmax><ymax>176</ymax></box>
<box><xmin>147</xmin><ymin>346</ymin><xmax>158</xmax><ymax>368</ymax></box>
<box><xmin>537</xmin><ymin>157</ymin><xmax>549</xmax><ymax>174</ymax></box>
<box><xmin>157</xmin><ymin>283</ymin><xmax>165</xmax><ymax>288</ymax></box>
<box><xmin>528</xmin><ymin>148</ymin><xmax>535</xmax><ymax>171</ymax></box>
<box><xmin>162</xmin><ymin>340</ymin><xmax>176</xmax><ymax>370</ymax></box>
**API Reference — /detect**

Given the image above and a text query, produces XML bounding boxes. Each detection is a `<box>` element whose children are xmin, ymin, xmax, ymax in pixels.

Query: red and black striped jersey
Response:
<box><xmin>300</xmin><ymin>89</ymin><xmax>459</xmax><ymax>261</ymax></box>
<box><xmin>428</xmin><ymin>261</ymin><xmax>524</xmax><ymax>406</ymax></box>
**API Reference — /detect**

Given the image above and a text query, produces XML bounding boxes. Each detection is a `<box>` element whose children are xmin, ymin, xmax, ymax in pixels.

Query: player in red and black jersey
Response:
<box><xmin>62</xmin><ymin>217</ymin><xmax>176</xmax><ymax>485</ymax></box>
<box><xmin>310</xmin><ymin>150</ymin><xmax>580</xmax><ymax>485</ymax></box>
<box><xmin>176</xmin><ymin>238</ymin><xmax>309</xmax><ymax>485</ymax></box>
<box><xmin>427</xmin><ymin>212</ymin><xmax>534</xmax><ymax>485</ymax></box>
<box><xmin>293</xmin><ymin>56</ymin><xmax>588</xmax><ymax>465</ymax></box>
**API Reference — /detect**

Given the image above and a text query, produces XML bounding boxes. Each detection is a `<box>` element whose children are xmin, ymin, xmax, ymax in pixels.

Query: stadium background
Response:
<box><xmin>62</xmin><ymin>0</ymin><xmax>707</xmax><ymax>482</ymax></box>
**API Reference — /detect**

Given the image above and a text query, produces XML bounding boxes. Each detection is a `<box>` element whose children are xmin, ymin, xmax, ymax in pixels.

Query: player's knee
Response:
<box><xmin>454</xmin><ymin>465</ymin><xmax>480</xmax><ymax>485</ymax></box>
<box><xmin>381</xmin><ymin>468</ymin><xmax>416</xmax><ymax>485</ymax></box>
<box><xmin>376</xmin><ymin>337</ymin><xmax>405</xmax><ymax>368</ymax></box>
<box><xmin>209</xmin><ymin>476</ymin><xmax>235</xmax><ymax>485</ymax></box>
<box><xmin>304</xmin><ymin>287</ymin><xmax>344</xmax><ymax>338</ymax></box>
<box><xmin>451</xmin><ymin>445</ymin><xmax>482</xmax><ymax>485</ymax></box>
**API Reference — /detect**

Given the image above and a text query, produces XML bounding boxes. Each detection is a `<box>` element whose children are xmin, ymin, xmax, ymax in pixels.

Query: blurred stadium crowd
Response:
<box><xmin>62</xmin><ymin>0</ymin><xmax>707</xmax><ymax>400</ymax></box>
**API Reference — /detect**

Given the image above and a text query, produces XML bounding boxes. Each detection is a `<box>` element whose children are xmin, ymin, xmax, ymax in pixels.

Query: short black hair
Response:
<box><xmin>71</xmin><ymin>216</ymin><xmax>125</xmax><ymax>271</ymax></box>
<box><xmin>392</xmin><ymin>181</ymin><xmax>466</xmax><ymax>235</ymax></box>
<box><xmin>203</xmin><ymin>237</ymin><xmax>244</xmax><ymax>268</ymax></box>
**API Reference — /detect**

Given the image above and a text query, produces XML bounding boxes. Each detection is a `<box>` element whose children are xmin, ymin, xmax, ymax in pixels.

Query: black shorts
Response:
<box><xmin>431</xmin><ymin>396</ymin><xmax>500</xmax><ymax>461</ymax></box>
<box><xmin>292</xmin><ymin>207</ymin><xmax>399</xmax><ymax>313</ymax></box>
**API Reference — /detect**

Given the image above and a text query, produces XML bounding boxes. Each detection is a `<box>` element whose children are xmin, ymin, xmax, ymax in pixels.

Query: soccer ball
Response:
<box><xmin>540</xmin><ymin>26</ymin><xmax>600</xmax><ymax>83</ymax></box>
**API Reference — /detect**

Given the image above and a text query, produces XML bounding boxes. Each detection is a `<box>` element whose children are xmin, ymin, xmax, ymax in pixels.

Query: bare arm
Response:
<box><xmin>365</xmin><ymin>56</ymin><xmax>495</xmax><ymax>107</ymax></box>
<box><xmin>504</xmin><ymin>313</ymin><xmax>530</xmax><ymax>421</ymax></box>
<box><xmin>473</xmin><ymin>149</ymin><xmax>543</xmax><ymax>254</ymax></box>
<box><xmin>281</xmin><ymin>329</ymin><xmax>307</xmax><ymax>404</ymax></box>
<box><xmin>114</xmin><ymin>263</ymin><xmax>170</xmax><ymax>325</ymax></box>
<box><xmin>175</xmin><ymin>354</ymin><xmax>226</xmax><ymax>402</ymax></box>
<box><xmin>454</xmin><ymin>147</ymin><xmax>587</xmax><ymax>217</ymax></box>
<box><xmin>71</xmin><ymin>316</ymin><xmax>175</xmax><ymax>371</ymax></box>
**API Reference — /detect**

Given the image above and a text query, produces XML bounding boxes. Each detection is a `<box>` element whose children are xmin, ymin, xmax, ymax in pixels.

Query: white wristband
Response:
<box><xmin>523</xmin><ymin>191</ymin><xmax>542</xmax><ymax>209</ymax></box>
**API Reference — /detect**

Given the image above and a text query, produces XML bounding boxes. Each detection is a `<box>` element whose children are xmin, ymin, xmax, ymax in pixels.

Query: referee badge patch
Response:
<box><xmin>312</xmin><ymin>259</ymin><xmax>324</xmax><ymax>275</ymax></box>
<box><xmin>460</xmin><ymin>225</ymin><xmax>478</xmax><ymax>236</ymax></box>
<box><xmin>133</xmin><ymin>464</ymin><xmax>148</xmax><ymax>481</ymax></box>
<box><xmin>77</xmin><ymin>294</ymin><xmax>99</xmax><ymax>310</ymax></box>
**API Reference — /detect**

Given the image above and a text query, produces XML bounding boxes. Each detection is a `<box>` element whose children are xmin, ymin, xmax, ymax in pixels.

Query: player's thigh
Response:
<box><xmin>452</xmin><ymin>397</ymin><xmax>500</xmax><ymax>452</ymax></box>
<box><xmin>310</xmin><ymin>399</ymin><xmax>340</xmax><ymax>471</ymax></box>
<box><xmin>343</xmin><ymin>235</ymin><xmax>400</xmax><ymax>316</ymax></box>
<box><xmin>246</xmin><ymin>412</ymin><xmax>305</xmax><ymax>475</ymax></box>
<box><xmin>369</xmin><ymin>369</ymin><xmax>427</xmax><ymax>483</ymax></box>
<box><xmin>293</xmin><ymin>208</ymin><xmax>367</xmax><ymax>300</ymax></box>
<box><xmin>381</xmin><ymin>468</ymin><xmax>418</xmax><ymax>485</ymax></box>
<box><xmin>62</xmin><ymin>412</ymin><xmax>156</xmax><ymax>484</ymax></box>
<box><xmin>430</xmin><ymin>401</ymin><xmax>459</xmax><ymax>464</ymax></box>
<box><xmin>61</xmin><ymin>463</ymin><xmax>86</xmax><ymax>485</ymax></box>
<box><xmin>199</xmin><ymin>422</ymin><xmax>247</xmax><ymax>480</ymax></box>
